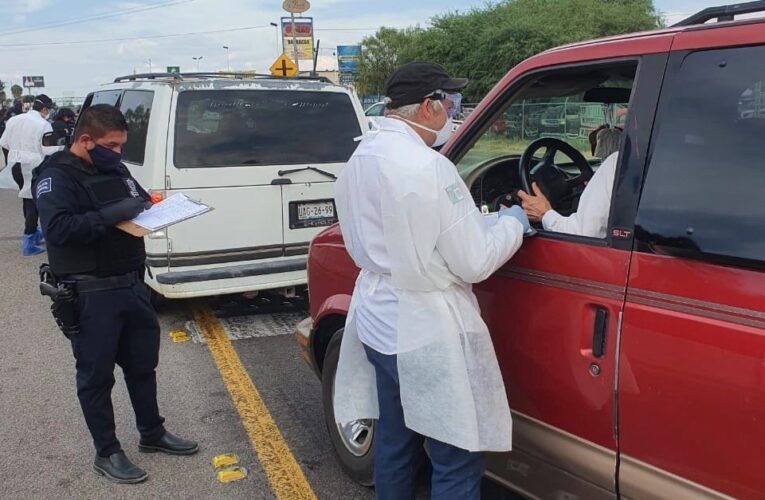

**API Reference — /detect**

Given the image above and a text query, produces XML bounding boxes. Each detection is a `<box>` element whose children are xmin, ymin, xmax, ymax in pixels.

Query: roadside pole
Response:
<box><xmin>291</xmin><ymin>12</ymin><xmax>300</xmax><ymax>72</ymax></box>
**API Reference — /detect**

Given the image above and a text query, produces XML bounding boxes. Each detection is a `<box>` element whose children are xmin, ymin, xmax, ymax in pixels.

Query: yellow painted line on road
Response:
<box><xmin>192</xmin><ymin>302</ymin><xmax>317</xmax><ymax>500</ymax></box>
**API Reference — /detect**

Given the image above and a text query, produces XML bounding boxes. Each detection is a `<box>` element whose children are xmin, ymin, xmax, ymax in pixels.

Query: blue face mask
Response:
<box><xmin>89</xmin><ymin>144</ymin><xmax>123</xmax><ymax>172</ymax></box>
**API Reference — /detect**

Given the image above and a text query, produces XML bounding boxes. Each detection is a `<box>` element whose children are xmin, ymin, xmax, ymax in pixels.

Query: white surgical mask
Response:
<box><xmin>393</xmin><ymin>103</ymin><xmax>454</xmax><ymax>147</ymax></box>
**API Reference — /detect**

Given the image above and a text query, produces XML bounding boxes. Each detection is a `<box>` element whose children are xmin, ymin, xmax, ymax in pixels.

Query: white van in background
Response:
<box><xmin>80</xmin><ymin>73</ymin><xmax>366</xmax><ymax>299</ymax></box>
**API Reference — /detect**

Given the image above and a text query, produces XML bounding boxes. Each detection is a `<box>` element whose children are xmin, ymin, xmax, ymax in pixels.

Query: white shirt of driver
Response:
<box><xmin>542</xmin><ymin>152</ymin><xmax>618</xmax><ymax>238</ymax></box>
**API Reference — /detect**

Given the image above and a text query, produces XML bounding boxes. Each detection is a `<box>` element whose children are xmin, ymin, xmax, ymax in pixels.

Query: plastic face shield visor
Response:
<box><xmin>427</xmin><ymin>90</ymin><xmax>463</xmax><ymax>119</ymax></box>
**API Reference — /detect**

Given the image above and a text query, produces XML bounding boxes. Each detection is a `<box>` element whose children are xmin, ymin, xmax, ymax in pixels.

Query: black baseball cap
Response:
<box><xmin>384</xmin><ymin>61</ymin><xmax>467</xmax><ymax>109</ymax></box>
<box><xmin>34</xmin><ymin>94</ymin><xmax>55</xmax><ymax>109</ymax></box>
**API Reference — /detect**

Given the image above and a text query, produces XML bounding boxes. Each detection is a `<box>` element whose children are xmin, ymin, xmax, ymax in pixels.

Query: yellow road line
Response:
<box><xmin>192</xmin><ymin>302</ymin><xmax>317</xmax><ymax>500</ymax></box>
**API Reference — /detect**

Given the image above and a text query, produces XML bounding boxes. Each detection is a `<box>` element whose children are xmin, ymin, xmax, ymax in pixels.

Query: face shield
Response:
<box><xmin>426</xmin><ymin>90</ymin><xmax>463</xmax><ymax>119</ymax></box>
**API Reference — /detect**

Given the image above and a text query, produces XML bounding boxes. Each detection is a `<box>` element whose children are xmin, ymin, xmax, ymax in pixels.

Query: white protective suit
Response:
<box><xmin>541</xmin><ymin>152</ymin><xmax>618</xmax><ymax>239</ymax></box>
<box><xmin>0</xmin><ymin>110</ymin><xmax>58</xmax><ymax>199</ymax></box>
<box><xmin>333</xmin><ymin>117</ymin><xmax>525</xmax><ymax>452</ymax></box>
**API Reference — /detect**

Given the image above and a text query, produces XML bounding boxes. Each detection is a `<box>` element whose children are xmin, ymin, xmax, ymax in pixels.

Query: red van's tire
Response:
<box><xmin>321</xmin><ymin>328</ymin><xmax>375</xmax><ymax>486</ymax></box>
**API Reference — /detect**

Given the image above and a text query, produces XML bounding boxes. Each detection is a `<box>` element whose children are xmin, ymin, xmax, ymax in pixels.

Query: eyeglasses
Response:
<box><xmin>425</xmin><ymin>90</ymin><xmax>463</xmax><ymax>119</ymax></box>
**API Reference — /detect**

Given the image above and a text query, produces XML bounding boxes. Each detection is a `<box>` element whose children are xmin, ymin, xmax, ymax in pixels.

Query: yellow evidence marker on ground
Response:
<box><xmin>212</xmin><ymin>453</ymin><xmax>239</xmax><ymax>469</ymax></box>
<box><xmin>218</xmin><ymin>466</ymin><xmax>248</xmax><ymax>483</ymax></box>
<box><xmin>212</xmin><ymin>453</ymin><xmax>247</xmax><ymax>483</ymax></box>
<box><xmin>170</xmin><ymin>330</ymin><xmax>190</xmax><ymax>343</ymax></box>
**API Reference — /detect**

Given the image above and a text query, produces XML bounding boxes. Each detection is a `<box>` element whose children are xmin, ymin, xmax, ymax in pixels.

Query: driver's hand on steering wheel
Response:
<box><xmin>517</xmin><ymin>182</ymin><xmax>552</xmax><ymax>223</ymax></box>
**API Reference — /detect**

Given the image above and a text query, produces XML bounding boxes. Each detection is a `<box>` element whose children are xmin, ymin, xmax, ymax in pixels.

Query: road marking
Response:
<box><xmin>192</xmin><ymin>302</ymin><xmax>316</xmax><ymax>500</ymax></box>
<box><xmin>186</xmin><ymin>312</ymin><xmax>305</xmax><ymax>343</ymax></box>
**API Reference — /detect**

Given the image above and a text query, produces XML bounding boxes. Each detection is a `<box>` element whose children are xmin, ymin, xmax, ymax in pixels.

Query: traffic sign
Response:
<box><xmin>282</xmin><ymin>0</ymin><xmax>310</xmax><ymax>13</ymax></box>
<box><xmin>270</xmin><ymin>54</ymin><xmax>298</xmax><ymax>77</ymax></box>
<box><xmin>167</xmin><ymin>66</ymin><xmax>180</xmax><ymax>74</ymax></box>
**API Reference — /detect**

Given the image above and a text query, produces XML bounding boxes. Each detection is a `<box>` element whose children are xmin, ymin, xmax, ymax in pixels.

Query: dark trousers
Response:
<box><xmin>11</xmin><ymin>163</ymin><xmax>38</xmax><ymax>235</ymax></box>
<box><xmin>71</xmin><ymin>281</ymin><xmax>165</xmax><ymax>457</ymax></box>
<box><xmin>363</xmin><ymin>345</ymin><xmax>485</xmax><ymax>500</ymax></box>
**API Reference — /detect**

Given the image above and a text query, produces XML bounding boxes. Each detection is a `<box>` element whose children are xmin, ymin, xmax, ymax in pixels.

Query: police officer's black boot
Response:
<box><xmin>93</xmin><ymin>451</ymin><xmax>148</xmax><ymax>484</ymax></box>
<box><xmin>139</xmin><ymin>431</ymin><xmax>199</xmax><ymax>456</ymax></box>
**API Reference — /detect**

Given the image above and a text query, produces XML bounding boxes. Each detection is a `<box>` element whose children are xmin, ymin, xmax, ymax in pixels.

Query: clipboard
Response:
<box><xmin>117</xmin><ymin>193</ymin><xmax>214</xmax><ymax>237</ymax></box>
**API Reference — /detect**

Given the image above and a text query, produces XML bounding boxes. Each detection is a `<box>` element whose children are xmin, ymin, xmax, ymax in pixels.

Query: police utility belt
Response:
<box><xmin>39</xmin><ymin>264</ymin><xmax>140</xmax><ymax>337</ymax></box>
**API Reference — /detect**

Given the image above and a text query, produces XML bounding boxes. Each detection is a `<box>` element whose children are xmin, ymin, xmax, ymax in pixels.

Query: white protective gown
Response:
<box><xmin>333</xmin><ymin>118</ymin><xmax>525</xmax><ymax>452</ymax></box>
<box><xmin>0</xmin><ymin>110</ymin><xmax>58</xmax><ymax>199</ymax></box>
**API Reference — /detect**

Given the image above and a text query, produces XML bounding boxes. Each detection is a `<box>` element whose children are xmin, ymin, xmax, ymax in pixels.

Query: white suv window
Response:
<box><xmin>173</xmin><ymin>90</ymin><xmax>362</xmax><ymax>168</ymax></box>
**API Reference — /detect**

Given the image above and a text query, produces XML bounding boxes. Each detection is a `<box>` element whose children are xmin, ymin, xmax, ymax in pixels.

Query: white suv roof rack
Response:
<box><xmin>113</xmin><ymin>72</ymin><xmax>333</xmax><ymax>84</ymax></box>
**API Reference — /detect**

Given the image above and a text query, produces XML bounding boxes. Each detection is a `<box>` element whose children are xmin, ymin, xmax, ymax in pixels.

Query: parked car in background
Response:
<box><xmin>296</xmin><ymin>3</ymin><xmax>765</xmax><ymax>499</ymax></box>
<box><xmin>363</xmin><ymin>101</ymin><xmax>385</xmax><ymax>117</ymax></box>
<box><xmin>77</xmin><ymin>73</ymin><xmax>366</xmax><ymax>299</ymax></box>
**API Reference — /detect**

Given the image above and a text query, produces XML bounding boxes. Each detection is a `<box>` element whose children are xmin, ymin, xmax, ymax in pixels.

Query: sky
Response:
<box><xmin>0</xmin><ymin>0</ymin><xmax>738</xmax><ymax>99</ymax></box>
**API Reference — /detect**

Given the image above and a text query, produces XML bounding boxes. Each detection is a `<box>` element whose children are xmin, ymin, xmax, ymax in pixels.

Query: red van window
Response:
<box><xmin>635</xmin><ymin>45</ymin><xmax>765</xmax><ymax>266</ymax></box>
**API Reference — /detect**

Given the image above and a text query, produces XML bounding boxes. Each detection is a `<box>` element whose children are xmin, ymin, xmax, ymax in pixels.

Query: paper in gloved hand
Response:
<box><xmin>117</xmin><ymin>193</ymin><xmax>213</xmax><ymax>236</ymax></box>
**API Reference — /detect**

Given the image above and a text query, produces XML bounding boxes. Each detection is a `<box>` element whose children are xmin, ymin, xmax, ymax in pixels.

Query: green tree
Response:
<box><xmin>11</xmin><ymin>84</ymin><xmax>23</xmax><ymax>99</ymax></box>
<box><xmin>356</xmin><ymin>27</ymin><xmax>420</xmax><ymax>96</ymax></box>
<box><xmin>22</xmin><ymin>94</ymin><xmax>35</xmax><ymax>104</ymax></box>
<box><xmin>0</xmin><ymin>80</ymin><xmax>5</xmax><ymax>104</ymax></box>
<box><xmin>359</xmin><ymin>0</ymin><xmax>662</xmax><ymax>101</ymax></box>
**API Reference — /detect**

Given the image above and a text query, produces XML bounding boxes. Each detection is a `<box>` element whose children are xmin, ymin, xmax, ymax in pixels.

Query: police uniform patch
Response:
<box><xmin>36</xmin><ymin>178</ymin><xmax>52</xmax><ymax>198</ymax></box>
<box><xmin>445</xmin><ymin>182</ymin><xmax>464</xmax><ymax>205</ymax></box>
<box><xmin>124</xmin><ymin>178</ymin><xmax>140</xmax><ymax>198</ymax></box>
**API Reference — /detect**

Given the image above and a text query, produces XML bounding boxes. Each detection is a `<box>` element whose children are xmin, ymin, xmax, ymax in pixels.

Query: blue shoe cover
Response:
<box><xmin>22</xmin><ymin>234</ymin><xmax>46</xmax><ymax>256</ymax></box>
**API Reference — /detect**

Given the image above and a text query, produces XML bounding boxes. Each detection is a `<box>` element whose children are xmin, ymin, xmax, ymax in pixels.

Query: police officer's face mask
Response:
<box><xmin>89</xmin><ymin>144</ymin><xmax>123</xmax><ymax>172</ymax></box>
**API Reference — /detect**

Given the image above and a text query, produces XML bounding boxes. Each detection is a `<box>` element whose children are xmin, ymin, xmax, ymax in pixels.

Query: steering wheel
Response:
<box><xmin>518</xmin><ymin>138</ymin><xmax>594</xmax><ymax>208</ymax></box>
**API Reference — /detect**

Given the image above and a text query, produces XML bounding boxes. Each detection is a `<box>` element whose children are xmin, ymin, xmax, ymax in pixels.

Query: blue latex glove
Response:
<box><xmin>499</xmin><ymin>205</ymin><xmax>531</xmax><ymax>234</ymax></box>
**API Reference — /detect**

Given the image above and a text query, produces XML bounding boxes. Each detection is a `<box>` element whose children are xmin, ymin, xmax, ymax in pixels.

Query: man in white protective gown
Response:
<box><xmin>0</xmin><ymin>94</ymin><xmax>59</xmax><ymax>256</ymax></box>
<box><xmin>333</xmin><ymin>62</ymin><xmax>530</xmax><ymax>500</ymax></box>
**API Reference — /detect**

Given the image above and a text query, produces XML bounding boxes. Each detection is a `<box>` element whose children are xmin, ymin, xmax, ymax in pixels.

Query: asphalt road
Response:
<box><xmin>0</xmin><ymin>189</ymin><xmax>520</xmax><ymax>499</ymax></box>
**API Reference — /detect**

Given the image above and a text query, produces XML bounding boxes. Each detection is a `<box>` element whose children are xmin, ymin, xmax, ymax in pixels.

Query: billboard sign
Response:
<box><xmin>167</xmin><ymin>66</ymin><xmax>180</xmax><ymax>74</ymax></box>
<box><xmin>281</xmin><ymin>17</ymin><xmax>314</xmax><ymax>61</ymax></box>
<box><xmin>22</xmin><ymin>76</ymin><xmax>45</xmax><ymax>88</ymax></box>
<box><xmin>337</xmin><ymin>45</ymin><xmax>361</xmax><ymax>84</ymax></box>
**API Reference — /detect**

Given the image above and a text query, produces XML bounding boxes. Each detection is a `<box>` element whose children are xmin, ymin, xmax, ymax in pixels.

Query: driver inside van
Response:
<box><xmin>518</xmin><ymin>125</ymin><xmax>622</xmax><ymax>238</ymax></box>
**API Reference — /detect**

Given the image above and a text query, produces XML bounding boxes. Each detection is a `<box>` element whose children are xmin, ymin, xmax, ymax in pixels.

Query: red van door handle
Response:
<box><xmin>592</xmin><ymin>307</ymin><xmax>608</xmax><ymax>358</ymax></box>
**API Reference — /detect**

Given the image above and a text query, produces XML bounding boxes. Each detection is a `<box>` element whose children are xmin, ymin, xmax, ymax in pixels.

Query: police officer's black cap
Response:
<box><xmin>35</xmin><ymin>94</ymin><xmax>55</xmax><ymax>109</ymax></box>
<box><xmin>384</xmin><ymin>62</ymin><xmax>467</xmax><ymax>109</ymax></box>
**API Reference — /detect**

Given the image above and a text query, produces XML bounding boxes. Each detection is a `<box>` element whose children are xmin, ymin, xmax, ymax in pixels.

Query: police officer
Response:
<box><xmin>52</xmin><ymin>107</ymin><xmax>77</xmax><ymax>133</ymax></box>
<box><xmin>33</xmin><ymin>104</ymin><xmax>198</xmax><ymax>484</ymax></box>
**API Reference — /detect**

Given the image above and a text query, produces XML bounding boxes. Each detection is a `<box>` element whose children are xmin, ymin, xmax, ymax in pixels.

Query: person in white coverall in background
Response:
<box><xmin>0</xmin><ymin>93</ymin><xmax>58</xmax><ymax>255</ymax></box>
<box><xmin>518</xmin><ymin>125</ymin><xmax>623</xmax><ymax>238</ymax></box>
<box><xmin>333</xmin><ymin>62</ymin><xmax>530</xmax><ymax>500</ymax></box>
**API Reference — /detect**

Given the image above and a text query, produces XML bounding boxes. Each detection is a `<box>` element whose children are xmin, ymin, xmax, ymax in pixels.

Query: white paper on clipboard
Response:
<box><xmin>130</xmin><ymin>193</ymin><xmax>212</xmax><ymax>232</ymax></box>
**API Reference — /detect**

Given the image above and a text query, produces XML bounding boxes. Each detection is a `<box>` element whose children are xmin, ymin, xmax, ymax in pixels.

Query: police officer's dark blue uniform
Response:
<box><xmin>33</xmin><ymin>104</ymin><xmax>197</xmax><ymax>484</ymax></box>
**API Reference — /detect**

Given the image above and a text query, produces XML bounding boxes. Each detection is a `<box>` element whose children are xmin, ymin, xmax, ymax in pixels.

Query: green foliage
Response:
<box><xmin>11</xmin><ymin>84</ymin><xmax>23</xmax><ymax>99</ymax></box>
<box><xmin>358</xmin><ymin>0</ymin><xmax>662</xmax><ymax>101</ymax></box>
<box><xmin>22</xmin><ymin>94</ymin><xmax>35</xmax><ymax>104</ymax></box>
<box><xmin>356</xmin><ymin>27</ymin><xmax>420</xmax><ymax>96</ymax></box>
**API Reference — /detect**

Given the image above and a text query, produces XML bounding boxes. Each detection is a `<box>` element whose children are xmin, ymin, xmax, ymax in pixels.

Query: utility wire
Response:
<box><xmin>0</xmin><ymin>0</ymin><xmax>196</xmax><ymax>38</ymax></box>
<box><xmin>0</xmin><ymin>25</ymin><xmax>393</xmax><ymax>48</ymax></box>
<box><xmin>0</xmin><ymin>25</ymin><xmax>272</xmax><ymax>47</ymax></box>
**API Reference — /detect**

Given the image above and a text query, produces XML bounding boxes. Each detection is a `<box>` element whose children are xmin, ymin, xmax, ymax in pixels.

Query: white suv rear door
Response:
<box><xmin>164</xmin><ymin>83</ymin><xmax>363</xmax><ymax>269</ymax></box>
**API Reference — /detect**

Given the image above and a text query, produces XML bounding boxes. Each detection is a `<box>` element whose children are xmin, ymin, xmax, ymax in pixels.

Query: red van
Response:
<box><xmin>295</xmin><ymin>4</ymin><xmax>765</xmax><ymax>498</ymax></box>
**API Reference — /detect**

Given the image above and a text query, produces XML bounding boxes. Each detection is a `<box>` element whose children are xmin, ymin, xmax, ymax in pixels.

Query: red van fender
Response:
<box><xmin>314</xmin><ymin>293</ymin><xmax>351</xmax><ymax>325</ymax></box>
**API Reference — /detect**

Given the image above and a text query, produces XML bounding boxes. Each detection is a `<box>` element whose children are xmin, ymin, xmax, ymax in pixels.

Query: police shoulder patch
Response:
<box><xmin>36</xmin><ymin>177</ymin><xmax>52</xmax><ymax>198</ymax></box>
<box><xmin>445</xmin><ymin>182</ymin><xmax>464</xmax><ymax>205</ymax></box>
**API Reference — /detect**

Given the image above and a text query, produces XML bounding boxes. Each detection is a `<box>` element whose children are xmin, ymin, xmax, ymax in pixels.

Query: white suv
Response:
<box><xmin>81</xmin><ymin>73</ymin><xmax>367</xmax><ymax>299</ymax></box>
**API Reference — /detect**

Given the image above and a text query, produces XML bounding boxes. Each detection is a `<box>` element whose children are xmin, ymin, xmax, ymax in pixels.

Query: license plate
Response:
<box><xmin>297</xmin><ymin>201</ymin><xmax>335</xmax><ymax>220</ymax></box>
<box><xmin>289</xmin><ymin>199</ymin><xmax>337</xmax><ymax>229</ymax></box>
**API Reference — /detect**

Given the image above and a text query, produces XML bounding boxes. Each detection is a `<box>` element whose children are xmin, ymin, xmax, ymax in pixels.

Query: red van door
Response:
<box><xmin>448</xmin><ymin>54</ymin><xmax>666</xmax><ymax>498</ymax></box>
<box><xmin>619</xmin><ymin>44</ymin><xmax>765</xmax><ymax>499</ymax></box>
